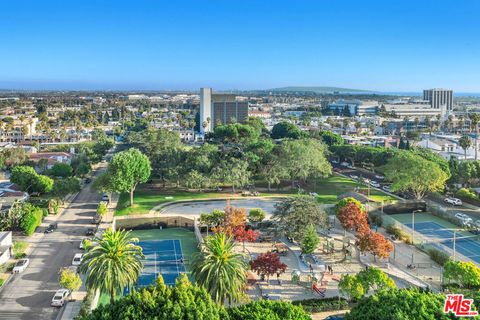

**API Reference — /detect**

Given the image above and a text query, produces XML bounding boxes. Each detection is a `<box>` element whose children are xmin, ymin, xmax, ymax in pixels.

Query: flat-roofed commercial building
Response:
<box><xmin>199</xmin><ymin>88</ymin><xmax>248</xmax><ymax>133</ymax></box>
<box><xmin>423</xmin><ymin>88</ymin><xmax>453</xmax><ymax>111</ymax></box>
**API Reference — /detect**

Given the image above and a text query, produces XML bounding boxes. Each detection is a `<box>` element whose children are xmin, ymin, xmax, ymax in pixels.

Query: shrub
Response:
<box><xmin>20</xmin><ymin>205</ymin><xmax>43</xmax><ymax>235</ymax></box>
<box><xmin>292</xmin><ymin>297</ymin><xmax>349</xmax><ymax>313</ymax></box>
<box><xmin>427</xmin><ymin>248</ymin><xmax>450</xmax><ymax>266</ymax></box>
<box><xmin>0</xmin><ymin>278</ymin><xmax>4</xmax><ymax>287</ymax></box>
<box><xmin>368</xmin><ymin>212</ymin><xmax>383</xmax><ymax>227</ymax></box>
<box><xmin>385</xmin><ymin>224</ymin><xmax>411</xmax><ymax>244</ymax></box>
<box><xmin>229</xmin><ymin>300</ymin><xmax>311</xmax><ymax>320</ymax></box>
<box><xmin>456</xmin><ymin>188</ymin><xmax>477</xmax><ymax>200</ymax></box>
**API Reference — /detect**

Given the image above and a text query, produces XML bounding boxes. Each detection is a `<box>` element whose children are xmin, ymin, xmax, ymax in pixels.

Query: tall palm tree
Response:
<box><xmin>191</xmin><ymin>232</ymin><xmax>248</xmax><ymax>304</ymax></box>
<box><xmin>469</xmin><ymin>114</ymin><xmax>480</xmax><ymax>160</ymax></box>
<box><xmin>79</xmin><ymin>229</ymin><xmax>144</xmax><ymax>305</ymax></box>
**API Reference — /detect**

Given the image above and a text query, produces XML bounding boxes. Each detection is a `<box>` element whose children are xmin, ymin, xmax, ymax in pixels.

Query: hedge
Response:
<box><xmin>20</xmin><ymin>206</ymin><xmax>43</xmax><ymax>236</ymax></box>
<box><xmin>228</xmin><ymin>300</ymin><xmax>311</xmax><ymax>320</ymax></box>
<box><xmin>292</xmin><ymin>297</ymin><xmax>349</xmax><ymax>313</ymax></box>
<box><xmin>427</xmin><ymin>248</ymin><xmax>450</xmax><ymax>266</ymax></box>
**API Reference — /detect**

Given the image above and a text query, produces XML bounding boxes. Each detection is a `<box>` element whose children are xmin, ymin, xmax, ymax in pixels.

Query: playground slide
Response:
<box><xmin>312</xmin><ymin>283</ymin><xmax>326</xmax><ymax>297</ymax></box>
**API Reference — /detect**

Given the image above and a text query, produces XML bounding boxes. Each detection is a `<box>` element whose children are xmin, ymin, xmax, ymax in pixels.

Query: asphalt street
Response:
<box><xmin>0</xmin><ymin>168</ymin><xmax>104</xmax><ymax>320</ymax></box>
<box><xmin>334</xmin><ymin>163</ymin><xmax>480</xmax><ymax>222</ymax></box>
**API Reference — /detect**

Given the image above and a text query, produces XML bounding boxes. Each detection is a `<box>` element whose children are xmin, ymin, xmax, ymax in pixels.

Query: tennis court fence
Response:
<box><xmin>371</xmin><ymin>208</ymin><xmax>476</xmax><ymax>265</ymax></box>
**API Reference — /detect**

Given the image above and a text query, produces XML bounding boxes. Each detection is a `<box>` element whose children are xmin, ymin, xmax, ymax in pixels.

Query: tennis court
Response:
<box><xmin>137</xmin><ymin>239</ymin><xmax>186</xmax><ymax>286</ymax></box>
<box><xmin>405</xmin><ymin>221</ymin><xmax>480</xmax><ymax>264</ymax></box>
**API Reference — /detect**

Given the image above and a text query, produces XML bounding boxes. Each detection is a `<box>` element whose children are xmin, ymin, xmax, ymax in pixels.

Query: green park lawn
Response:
<box><xmin>115</xmin><ymin>175</ymin><xmax>397</xmax><ymax>216</ymax></box>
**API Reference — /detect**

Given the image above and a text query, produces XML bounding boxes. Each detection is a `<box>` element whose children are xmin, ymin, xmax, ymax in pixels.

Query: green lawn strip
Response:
<box><xmin>115</xmin><ymin>175</ymin><xmax>396</xmax><ymax>215</ymax></box>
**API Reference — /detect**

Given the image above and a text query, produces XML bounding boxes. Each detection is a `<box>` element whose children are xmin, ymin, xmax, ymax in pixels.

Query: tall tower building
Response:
<box><xmin>199</xmin><ymin>88</ymin><xmax>248</xmax><ymax>134</ymax></box>
<box><xmin>423</xmin><ymin>88</ymin><xmax>453</xmax><ymax>111</ymax></box>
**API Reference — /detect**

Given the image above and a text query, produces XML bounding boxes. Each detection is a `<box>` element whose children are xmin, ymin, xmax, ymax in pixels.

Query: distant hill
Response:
<box><xmin>268</xmin><ymin>86</ymin><xmax>371</xmax><ymax>93</ymax></box>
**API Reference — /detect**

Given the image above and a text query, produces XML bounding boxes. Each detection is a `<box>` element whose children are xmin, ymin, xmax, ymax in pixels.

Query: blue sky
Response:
<box><xmin>1</xmin><ymin>0</ymin><xmax>480</xmax><ymax>92</ymax></box>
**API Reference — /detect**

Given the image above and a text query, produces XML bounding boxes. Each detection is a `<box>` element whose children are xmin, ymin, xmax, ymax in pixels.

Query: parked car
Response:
<box><xmin>370</xmin><ymin>181</ymin><xmax>381</xmax><ymax>188</ymax></box>
<box><xmin>340</xmin><ymin>162</ymin><xmax>349</xmax><ymax>167</ymax></box>
<box><xmin>86</xmin><ymin>228</ymin><xmax>96</xmax><ymax>236</ymax></box>
<box><xmin>72</xmin><ymin>253</ymin><xmax>83</xmax><ymax>266</ymax></box>
<box><xmin>101</xmin><ymin>194</ymin><xmax>110</xmax><ymax>203</ymax></box>
<box><xmin>382</xmin><ymin>185</ymin><xmax>392</xmax><ymax>192</ymax></box>
<box><xmin>455</xmin><ymin>213</ymin><xmax>473</xmax><ymax>226</ymax></box>
<box><xmin>349</xmin><ymin>175</ymin><xmax>359</xmax><ymax>180</ymax></box>
<box><xmin>444</xmin><ymin>197</ymin><xmax>463</xmax><ymax>206</ymax></box>
<box><xmin>12</xmin><ymin>258</ymin><xmax>30</xmax><ymax>274</ymax></box>
<box><xmin>44</xmin><ymin>223</ymin><xmax>58</xmax><ymax>234</ymax></box>
<box><xmin>51</xmin><ymin>289</ymin><xmax>70</xmax><ymax>307</ymax></box>
<box><xmin>363</xmin><ymin>178</ymin><xmax>370</xmax><ymax>184</ymax></box>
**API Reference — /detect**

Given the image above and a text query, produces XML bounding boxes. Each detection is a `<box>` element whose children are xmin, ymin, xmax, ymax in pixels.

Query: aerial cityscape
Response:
<box><xmin>1</xmin><ymin>1</ymin><xmax>480</xmax><ymax>320</ymax></box>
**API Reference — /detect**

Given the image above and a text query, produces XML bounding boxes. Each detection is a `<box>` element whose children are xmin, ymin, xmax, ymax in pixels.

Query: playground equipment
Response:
<box><xmin>312</xmin><ymin>283</ymin><xmax>326</xmax><ymax>297</ymax></box>
<box><xmin>291</xmin><ymin>269</ymin><xmax>301</xmax><ymax>284</ymax></box>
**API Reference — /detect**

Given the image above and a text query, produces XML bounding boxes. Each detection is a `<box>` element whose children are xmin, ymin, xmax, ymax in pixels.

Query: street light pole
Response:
<box><xmin>453</xmin><ymin>230</ymin><xmax>457</xmax><ymax>261</ymax></box>
<box><xmin>411</xmin><ymin>209</ymin><xmax>422</xmax><ymax>266</ymax></box>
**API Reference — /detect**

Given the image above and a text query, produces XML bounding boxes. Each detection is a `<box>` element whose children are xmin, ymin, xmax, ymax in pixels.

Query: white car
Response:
<box><xmin>374</xmin><ymin>175</ymin><xmax>385</xmax><ymax>180</ymax></box>
<box><xmin>51</xmin><ymin>289</ymin><xmax>70</xmax><ymax>307</ymax></box>
<box><xmin>370</xmin><ymin>181</ymin><xmax>381</xmax><ymax>188</ymax></box>
<box><xmin>12</xmin><ymin>258</ymin><xmax>29</xmax><ymax>274</ymax></box>
<box><xmin>72</xmin><ymin>253</ymin><xmax>83</xmax><ymax>266</ymax></box>
<box><xmin>349</xmin><ymin>175</ymin><xmax>359</xmax><ymax>180</ymax></box>
<box><xmin>455</xmin><ymin>213</ymin><xmax>473</xmax><ymax>224</ymax></box>
<box><xmin>340</xmin><ymin>162</ymin><xmax>349</xmax><ymax>167</ymax></box>
<box><xmin>382</xmin><ymin>185</ymin><xmax>392</xmax><ymax>192</ymax></box>
<box><xmin>444</xmin><ymin>197</ymin><xmax>463</xmax><ymax>206</ymax></box>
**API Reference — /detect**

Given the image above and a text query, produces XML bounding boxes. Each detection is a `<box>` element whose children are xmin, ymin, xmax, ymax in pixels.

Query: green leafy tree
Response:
<box><xmin>96</xmin><ymin>202</ymin><xmax>108</xmax><ymax>217</ymax></box>
<box><xmin>356</xmin><ymin>267</ymin><xmax>396</xmax><ymax>293</ymax></box>
<box><xmin>79</xmin><ymin>229</ymin><xmax>144</xmax><ymax>305</ymax></box>
<box><xmin>108</xmin><ymin>148</ymin><xmax>151</xmax><ymax>206</ymax></box>
<box><xmin>31</xmin><ymin>174</ymin><xmax>54</xmax><ymax>194</ymax></box>
<box><xmin>276</xmin><ymin>139</ymin><xmax>332</xmax><ymax>184</ymax></box>
<box><xmin>51</xmin><ymin>163</ymin><xmax>73</xmax><ymax>177</ymax></box>
<box><xmin>443</xmin><ymin>260</ymin><xmax>480</xmax><ymax>289</ymax></box>
<box><xmin>59</xmin><ymin>268</ymin><xmax>82</xmax><ymax>299</ymax></box>
<box><xmin>191</xmin><ymin>233</ymin><xmax>248</xmax><ymax>304</ymax></box>
<box><xmin>80</xmin><ymin>274</ymin><xmax>228</xmax><ymax>320</ymax></box>
<box><xmin>384</xmin><ymin>152</ymin><xmax>448</xmax><ymax>200</ymax></box>
<box><xmin>300</xmin><ymin>224</ymin><xmax>320</xmax><ymax>254</ymax></box>
<box><xmin>10</xmin><ymin>165</ymin><xmax>37</xmax><ymax>191</ymax></box>
<box><xmin>50</xmin><ymin>177</ymin><xmax>81</xmax><ymax>199</ymax></box>
<box><xmin>272</xmin><ymin>197</ymin><xmax>328</xmax><ymax>239</ymax></box>
<box><xmin>339</xmin><ymin>274</ymin><xmax>365</xmax><ymax>301</ymax></box>
<box><xmin>271</xmin><ymin>122</ymin><xmax>304</xmax><ymax>139</ymax></box>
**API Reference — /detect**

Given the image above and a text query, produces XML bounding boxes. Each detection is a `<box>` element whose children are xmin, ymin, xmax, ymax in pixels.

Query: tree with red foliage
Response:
<box><xmin>250</xmin><ymin>251</ymin><xmax>287</xmax><ymax>282</ymax></box>
<box><xmin>233</xmin><ymin>226</ymin><xmax>259</xmax><ymax>251</ymax></box>
<box><xmin>336</xmin><ymin>202</ymin><xmax>368</xmax><ymax>232</ymax></box>
<box><xmin>356</xmin><ymin>230</ymin><xmax>393</xmax><ymax>261</ymax></box>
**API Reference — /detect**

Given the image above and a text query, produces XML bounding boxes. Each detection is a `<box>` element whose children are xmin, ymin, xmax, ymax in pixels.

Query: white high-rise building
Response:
<box><xmin>423</xmin><ymin>88</ymin><xmax>453</xmax><ymax>111</ymax></box>
<box><xmin>200</xmin><ymin>88</ymin><xmax>212</xmax><ymax>133</ymax></box>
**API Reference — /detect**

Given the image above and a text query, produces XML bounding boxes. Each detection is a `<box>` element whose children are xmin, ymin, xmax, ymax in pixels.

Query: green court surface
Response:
<box><xmin>390</xmin><ymin>212</ymin><xmax>458</xmax><ymax>229</ymax></box>
<box><xmin>129</xmin><ymin>228</ymin><xmax>199</xmax><ymax>268</ymax></box>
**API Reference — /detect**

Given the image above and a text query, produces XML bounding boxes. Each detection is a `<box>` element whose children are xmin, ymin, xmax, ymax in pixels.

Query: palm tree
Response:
<box><xmin>79</xmin><ymin>229</ymin><xmax>144</xmax><ymax>305</ymax></box>
<box><xmin>191</xmin><ymin>233</ymin><xmax>248</xmax><ymax>304</ymax></box>
<box><xmin>469</xmin><ymin>114</ymin><xmax>480</xmax><ymax>160</ymax></box>
<box><xmin>459</xmin><ymin>135</ymin><xmax>472</xmax><ymax>160</ymax></box>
